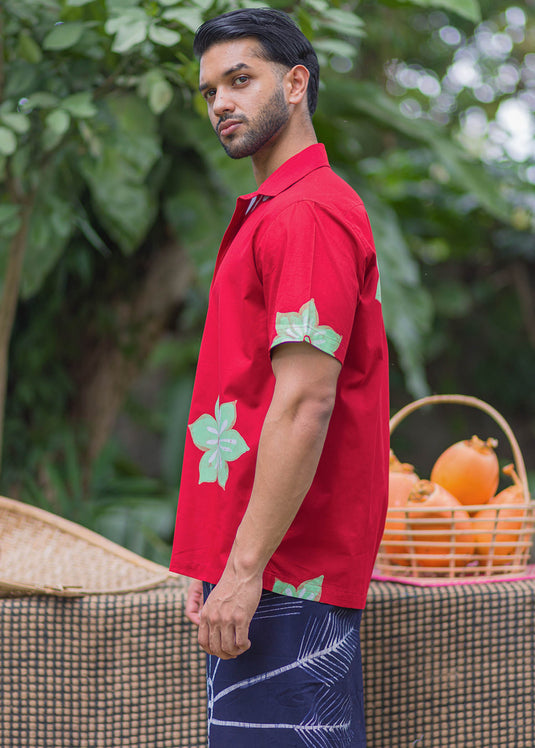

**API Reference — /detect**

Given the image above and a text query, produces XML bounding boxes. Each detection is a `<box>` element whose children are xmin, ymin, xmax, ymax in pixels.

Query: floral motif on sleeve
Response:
<box><xmin>272</xmin><ymin>299</ymin><xmax>342</xmax><ymax>356</ymax></box>
<box><xmin>272</xmin><ymin>575</ymin><xmax>324</xmax><ymax>602</ymax></box>
<box><xmin>188</xmin><ymin>398</ymin><xmax>249</xmax><ymax>489</ymax></box>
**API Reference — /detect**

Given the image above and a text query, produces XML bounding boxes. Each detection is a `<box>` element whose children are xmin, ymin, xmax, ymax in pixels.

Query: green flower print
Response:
<box><xmin>272</xmin><ymin>299</ymin><xmax>342</xmax><ymax>356</ymax></box>
<box><xmin>272</xmin><ymin>575</ymin><xmax>324</xmax><ymax>602</ymax></box>
<box><xmin>189</xmin><ymin>398</ymin><xmax>249</xmax><ymax>489</ymax></box>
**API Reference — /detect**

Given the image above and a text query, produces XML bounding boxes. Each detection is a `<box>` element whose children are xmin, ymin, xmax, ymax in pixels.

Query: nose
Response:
<box><xmin>212</xmin><ymin>87</ymin><xmax>235</xmax><ymax>118</ymax></box>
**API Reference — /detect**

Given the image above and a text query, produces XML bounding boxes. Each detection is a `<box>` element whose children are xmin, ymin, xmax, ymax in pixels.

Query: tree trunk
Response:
<box><xmin>70</xmin><ymin>236</ymin><xmax>193</xmax><ymax>473</ymax></box>
<box><xmin>0</xmin><ymin>199</ymin><xmax>34</xmax><ymax>474</ymax></box>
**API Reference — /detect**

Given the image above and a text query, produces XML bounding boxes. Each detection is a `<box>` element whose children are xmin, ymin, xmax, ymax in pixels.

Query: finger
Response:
<box><xmin>220</xmin><ymin>624</ymin><xmax>242</xmax><ymax>658</ymax></box>
<box><xmin>185</xmin><ymin>584</ymin><xmax>203</xmax><ymax>625</ymax></box>
<box><xmin>185</xmin><ymin>594</ymin><xmax>202</xmax><ymax>625</ymax></box>
<box><xmin>198</xmin><ymin>618</ymin><xmax>210</xmax><ymax>652</ymax></box>
<box><xmin>208</xmin><ymin>626</ymin><xmax>224</xmax><ymax>658</ymax></box>
<box><xmin>218</xmin><ymin>622</ymin><xmax>251</xmax><ymax>658</ymax></box>
<box><xmin>198</xmin><ymin>617</ymin><xmax>226</xmax><ymax>658</ymax></box>
<box><xmin>234</xmin><ymin>624</ymin><xmax>252</xmax><ymax>655</ymax></box>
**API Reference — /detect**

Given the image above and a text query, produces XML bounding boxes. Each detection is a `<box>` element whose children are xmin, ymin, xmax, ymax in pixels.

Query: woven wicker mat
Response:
<box><xmin>0</xmin><ymin>578</ymin><xmax>208</xmax><ymax>748</ymax></box>
<box><xmin>362</xmin><ymin>578</ymin><xmax>535</xmax><ymax>748</ymax></box>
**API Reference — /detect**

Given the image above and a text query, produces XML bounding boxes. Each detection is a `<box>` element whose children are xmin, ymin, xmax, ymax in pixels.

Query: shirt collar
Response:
<box><xmin>242</xmin><ymin>143</ymin><xmax>329</xmax><ymax>200</ymax></box>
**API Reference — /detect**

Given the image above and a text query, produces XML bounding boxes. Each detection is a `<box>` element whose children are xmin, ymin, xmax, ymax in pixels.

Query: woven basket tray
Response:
<box><xmin>376</xmin><ymin>394</ymin><xmax>535</xmax><ymax>581</ymax></box>
<box><xmin>0</xmin><ymin>496</ymin><xmax>172</xmax><ymax>596</ymax></box>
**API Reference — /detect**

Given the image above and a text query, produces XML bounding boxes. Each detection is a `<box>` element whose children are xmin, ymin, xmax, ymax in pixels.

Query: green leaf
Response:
<box><xmin>67</xmin><ymin>0</ymin><xmax>97</xmax><ymax>5</ymax></box>
<box><xmin>45</xmin><ymin>109</ymin><xmax>71</xmax><ymax>136</ymax></box>
<box><xmin>162</xmin><ymin>7</ymin><xmax>204</xmax><ymax>32</ymax></box>
<box><xmin>399</xmin><ymin>0</ymin><xmax>481</xmax><ymax>23</ymax></box>
<box><xmin>21</xmin><ymin>191</ymin><xmax>76</xmax><ymax>299</ymax></box>
<box><xmin>148</xmin><ymin>79</ymin><xmax>174</xmax><ymax>114</ymax></box>
<box><xmin>111</xmin><ymin>20</ymin><xmax>148</xmax><ymax>53</ymax></box>
<box><xmin>0</xmin><ymin>127</ymin><xmax>17</xmax><ymax>156</ymax></box>
<box><xmin>331</xmin><ymin>81</ymin><xmax>511</xmax><ymax>223</ymax></box>
<box><xmin>107</xmin><ymin>0</ymin><xmax>144</xmax><ymax>11</ymax></box>
<box><xmin>43</xmin><ymin>22</ymin><xmax>85</xmax><ymax>51</ymax></box>
<box><xmin>304</xmin><ymin>0</ymin><xmax>329</xmax><ymax>12</ymax></box>
<box><xmin>157</xmin><ymin>0</ymin><xmax>180</xmax><ymax>6</ymax></box>
<box><xmin>79</xmin><ymin>95</ymin><xmax>161</xmax><ymax>253</ymax></box>
<box><xmin>61</xmin><ymin>92</ymin><xmax>97</xmax><ymax>119</ymax></box>
<box><xmin>1</xmin><ymin>113</ymin><xmax>31</xmax><ymax>134</ymax></box>
<box><xmin>0</xmin><ymin>204</ymin><xmax>21</xmax><ymax>226</ymax></box>
<box><xmin>148</xmin><ymin>24</ymin><xmax>181</xmax><ymax>47</ymax></box>
<box><xmin>41</xmin><ymin>128</ymin><xmax>63</xmax><ymax>152</ymax></box>
<box><xmin>318</xmin><ymin>8</ymin><xmax>365</xmax><ymax>38</ymax></box>
<box><xmin>357</xmin><ymin>185</ymin><xmax>432</xmax><ymax>397</ymax></box>
<box><xmin>21</xmin><ymin>92</ymin><xmax>60</xmax><ymax>111</ymax></box>
<box><xmin>314</xmin><ymin>38</ymin><xmax>357</xmax><ymax>59</ymax></box>
<box><xmin>105</xmin><ymin>8</ymin><xmax>147</xmax><ymax>34</ymax></box>
<box><xmin>17</xmin><ymin>31</ymin><xmax>43</xmax><ymax>64</ymax></box>
<box><xmin>0</xmin><ymin>204</ymin><xmax>22</xmax><ymax>239</ymax></box>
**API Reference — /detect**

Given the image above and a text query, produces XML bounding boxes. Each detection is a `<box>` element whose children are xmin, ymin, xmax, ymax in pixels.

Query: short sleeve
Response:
<box><xmin>255</xmin><ymin>201</ymin><xmax>364</xmax><ymax>364</ymax></box>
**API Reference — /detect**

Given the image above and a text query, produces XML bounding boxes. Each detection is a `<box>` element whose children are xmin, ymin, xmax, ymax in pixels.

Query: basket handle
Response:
<box><xmin>389</xmin><ymin>394</ymin><xmax>530</xmax><ymax>500</ymax></box>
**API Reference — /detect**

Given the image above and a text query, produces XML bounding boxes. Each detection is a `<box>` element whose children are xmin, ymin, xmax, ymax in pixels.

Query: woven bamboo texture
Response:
<box><xmin>377</xmin><ymin>394</ymin><xmax>535</xmax><ymax>580</ymax></box>
<box><xmin>362</xmin><ymin>576</ymin><xmax>535</xmax><ymax>747</ymax></box>
<box><xmin>0</xmin><ymin>578</ymin><xmax>208</xmax><ymax>748</ymax></box>
<box><xmin>2</xmin><ymin>575</ymin><xmax>534</xmax><ymax>747</ymax></box>
<box><xmin>0</xmin><ymin>496</ymin><xmax>171</xmax><ymax>595</ymax></box>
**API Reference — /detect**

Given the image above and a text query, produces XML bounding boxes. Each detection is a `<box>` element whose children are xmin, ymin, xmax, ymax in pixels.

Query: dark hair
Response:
<box><xmin>193</xmin><ymin>8</ymin><xmax>320</xmax><ymax>116</ymax></box>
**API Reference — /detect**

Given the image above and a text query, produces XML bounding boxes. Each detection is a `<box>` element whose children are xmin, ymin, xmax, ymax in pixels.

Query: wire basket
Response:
<box><xmin>376</xmin><ymin>394</ymin><xmax>535</xmax><ymax>580</ymax></box>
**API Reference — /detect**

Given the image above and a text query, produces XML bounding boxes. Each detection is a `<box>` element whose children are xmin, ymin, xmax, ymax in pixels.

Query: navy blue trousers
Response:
<box><xmin>203</xmin><ymin>584</ymin><xmax>366</xmax><ymax>748</ymax></box>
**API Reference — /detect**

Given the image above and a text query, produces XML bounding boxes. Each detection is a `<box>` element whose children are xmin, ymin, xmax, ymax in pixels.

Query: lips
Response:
<box><xmin>218</xmin><ymin>120</ymin><xmax>242</xmax><ymax>137</ymax></box>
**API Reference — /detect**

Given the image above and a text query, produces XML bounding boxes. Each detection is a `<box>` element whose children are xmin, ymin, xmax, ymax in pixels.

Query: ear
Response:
<box><xmin>285</xmin><ymin>65</ymin><xmax>310</xmax><ymax>107</ymax></box>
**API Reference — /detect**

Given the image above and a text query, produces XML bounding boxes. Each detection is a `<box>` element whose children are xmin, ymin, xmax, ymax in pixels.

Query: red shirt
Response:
<box><xmin>170</xmin><ymin>144</ymin><xmax>389</xmax><ymax>609</ymax></box>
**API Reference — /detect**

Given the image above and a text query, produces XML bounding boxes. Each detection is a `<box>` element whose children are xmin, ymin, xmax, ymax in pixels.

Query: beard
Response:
<box><xmin>217</xmin><ymin>85</ymin><xmax>290</xmax><ymax>159</ymax></box>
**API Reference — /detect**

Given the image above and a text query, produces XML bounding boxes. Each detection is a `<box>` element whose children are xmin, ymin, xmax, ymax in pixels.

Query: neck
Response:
<box><xmin>251</xmin><ymin>118</ymin><xmax>318</xmax><ymax>186</ymax></box>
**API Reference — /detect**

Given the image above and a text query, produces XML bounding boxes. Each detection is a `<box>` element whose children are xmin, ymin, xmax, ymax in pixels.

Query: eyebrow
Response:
<box><xmin>199</xmin><ymin>62</ymin><xmax>252</xmax><ymax>93</ymax></box>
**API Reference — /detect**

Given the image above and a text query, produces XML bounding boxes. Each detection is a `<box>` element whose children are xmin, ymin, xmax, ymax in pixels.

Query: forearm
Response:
<box><xmin>225</xmin><ymin>385</ymin><xmax>335</xmax><ymax>581</ymax></box>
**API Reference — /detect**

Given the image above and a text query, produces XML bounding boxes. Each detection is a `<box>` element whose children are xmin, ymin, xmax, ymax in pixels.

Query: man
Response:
<box><xmin>170</xmin><ymin>8</ymin><xmax>389</xmax><ymax>747</ymax></box>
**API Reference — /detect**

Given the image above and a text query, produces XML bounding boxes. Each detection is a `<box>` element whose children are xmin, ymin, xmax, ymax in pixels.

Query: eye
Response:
<box><xmin>234</xmin><ymin>75</ymin><xmax>249</xmax><ymax>86</ymax></box>
<box><xmin>204</xmin><ymin>88</ymin><xmax>216</xmax><ymax>100</ymax></box>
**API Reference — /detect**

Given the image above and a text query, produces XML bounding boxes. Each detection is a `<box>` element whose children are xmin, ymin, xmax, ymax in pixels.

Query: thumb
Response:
<box><xmin>185</xmin><ymin>581</ymin><xmax>204</xmax><ymax>626</ymax></box>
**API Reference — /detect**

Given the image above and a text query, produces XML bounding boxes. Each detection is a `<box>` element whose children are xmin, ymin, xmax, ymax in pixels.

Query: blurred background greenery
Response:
<box><xmin>0</xmin><ymin>0</ymin><xmax>533</xmax><ymax>564</ymax></box>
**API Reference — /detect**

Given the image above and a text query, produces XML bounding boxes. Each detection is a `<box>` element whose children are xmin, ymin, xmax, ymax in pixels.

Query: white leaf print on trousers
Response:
<box><xmin>207</xmin><ymin>611</ymin><xmax>359</xmax><ymax>747</ymax></box>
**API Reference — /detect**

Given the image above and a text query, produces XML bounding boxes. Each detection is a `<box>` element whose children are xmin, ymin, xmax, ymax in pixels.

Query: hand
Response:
<box><xmin>185</xmin><ymin>578</ymin><xmax>204</xmax><ymax>626</ymax></box>
<box><xmin>198</xmin><ymin>571</ymin><xmax>262</xmax><ymax>660</ymax></box>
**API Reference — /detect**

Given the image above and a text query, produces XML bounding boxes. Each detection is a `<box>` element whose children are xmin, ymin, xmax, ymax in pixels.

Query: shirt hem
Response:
<box><xmin>170</xmin><ymin>559</ymin><xmax>369</xmax><ymax>610</ymax></box>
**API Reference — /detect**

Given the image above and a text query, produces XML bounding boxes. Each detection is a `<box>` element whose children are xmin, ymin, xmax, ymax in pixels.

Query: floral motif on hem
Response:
<box><xmin>272</xmin><ymin>299</ymin><xmax>342</xmax><ymax>357</ymax></box>
<box><xmin>189</xmin><ymin>398</ymin><xmax>249</xmax><ymax>489</ymax></box>
<box><xmin>272</xmin><ymin>575</ymin><xmax>325</xmax><ymax>602</ymax></box>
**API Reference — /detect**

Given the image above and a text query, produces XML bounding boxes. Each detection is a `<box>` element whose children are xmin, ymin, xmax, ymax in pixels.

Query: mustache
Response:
<box><xmin>217</xmin><ymin>114</ymin><xmax>248</xmax><ymax>132</ymax></box>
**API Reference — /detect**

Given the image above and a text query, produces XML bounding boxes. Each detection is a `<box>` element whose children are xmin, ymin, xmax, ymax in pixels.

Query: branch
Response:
<box><xmin>0</xmin><ymin>193</ymin><xmax>35</xmax><ymax>473</ymax></box>
<box><xmin>511</xmin><ymin>260</ymin><xmax>535</xmax><ymax>348</ymax></box>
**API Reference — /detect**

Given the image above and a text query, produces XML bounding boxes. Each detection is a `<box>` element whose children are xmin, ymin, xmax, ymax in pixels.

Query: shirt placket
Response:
<box><xmin>212</xmin><ymin>194</ymin><xmax>258</xmax><ymax>282</ymax></box>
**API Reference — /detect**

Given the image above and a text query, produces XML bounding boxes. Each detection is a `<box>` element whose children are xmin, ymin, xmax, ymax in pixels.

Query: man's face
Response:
<box><xmin>199</xmin><ymin>39</ymin><xmax>291</xmax><ymax>159</ymax></box>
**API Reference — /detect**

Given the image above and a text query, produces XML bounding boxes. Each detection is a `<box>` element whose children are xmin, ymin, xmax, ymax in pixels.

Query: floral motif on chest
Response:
<box><xmin>188</xmin><ymin>398</ymin><xmax>249</xmax><ymax>489</ymax></box>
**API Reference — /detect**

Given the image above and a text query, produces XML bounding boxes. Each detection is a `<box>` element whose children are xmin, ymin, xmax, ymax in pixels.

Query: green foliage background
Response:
<box><xmin>0</xmin><ymin>0</ymin><xmax>534</xmax><ymax>563</ymax></box>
